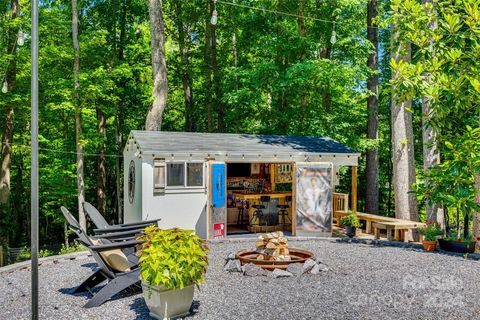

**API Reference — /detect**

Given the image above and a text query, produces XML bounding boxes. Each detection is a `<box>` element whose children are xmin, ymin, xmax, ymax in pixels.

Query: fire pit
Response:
<box><xmin>236</xmin><ymin>248</ymin><xmax>315</xmax><ymax>271</ymax></box>
<box><xmin>235</xmin><ymin>232</ymin><xmax>315</xmax><ymax>271</ymax></box>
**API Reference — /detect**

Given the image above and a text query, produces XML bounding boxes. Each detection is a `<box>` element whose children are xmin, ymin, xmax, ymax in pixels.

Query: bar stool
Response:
<box><xmin>236</xmin><ymin>200</ymin><xmax>248</xmax><ymax>228</ymax></box>
<box><xmin>277</xmin><ymin>195</ymin><xmax>292</xmax><ymax>231</ymax></box>
<box><xmin>250</xmin><ymin>196</ymin><xmax>270</xmax><ymax>232</ymax></box>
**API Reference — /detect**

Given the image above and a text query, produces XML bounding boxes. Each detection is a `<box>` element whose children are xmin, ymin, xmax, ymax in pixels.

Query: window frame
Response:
<box><xmin>165</xmin><ymin>161</ymin><xmax>205</xmax><ymax>189</ymax></box>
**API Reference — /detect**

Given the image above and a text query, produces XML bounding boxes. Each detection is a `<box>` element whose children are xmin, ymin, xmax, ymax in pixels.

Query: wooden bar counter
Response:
<box><xmin>231</xmin><ymin>191</ymin><xmax>292</xmax><ymax>232</ymax></box>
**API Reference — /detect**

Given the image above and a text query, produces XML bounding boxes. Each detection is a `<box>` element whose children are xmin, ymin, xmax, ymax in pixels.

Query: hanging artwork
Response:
<box><xmin>295</xmin><ymin>163</ymin><xmax>333</xmax><ymax>237</ymax></box>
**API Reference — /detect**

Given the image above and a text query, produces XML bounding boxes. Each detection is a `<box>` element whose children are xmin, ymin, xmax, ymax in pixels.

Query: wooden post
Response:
<box><xmin>291</xmin><ymin>162</ymin><xmax>296</xmax><ymax>236</ymax></box>
<box><xmin>0</xmin><ymin>245</ymin><xmax>3</xmax><ymax>267</ymax></box>
<box><xmin>352</xmin><ymin>166</ymin><xmax>358</xmax><ymax>213</ymax></box>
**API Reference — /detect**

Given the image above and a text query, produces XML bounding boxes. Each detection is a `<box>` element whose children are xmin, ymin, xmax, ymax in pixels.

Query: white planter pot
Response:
<box><xmin>142</xmin><ymin>282</ymin><xmax>194</xmax><ymax>320</ymax></box>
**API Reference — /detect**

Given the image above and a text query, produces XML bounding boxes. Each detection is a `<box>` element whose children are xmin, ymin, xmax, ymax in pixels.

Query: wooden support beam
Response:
<box><xmin>352</xmin><ymin>166</ymin><xmax>358</xmax><ymax>213</ymax></box>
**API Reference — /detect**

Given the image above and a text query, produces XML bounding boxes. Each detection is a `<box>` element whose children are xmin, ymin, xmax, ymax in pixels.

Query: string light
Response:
<box><xmin>216</xmin><ymin>0</ymin><xmax>469</xmax><ymax>37</ymax></box>
<box><xmin>211</xmin><ymin>0</ymin><xmax>218</xmax><ymax>25</ymax></box>
<box><xmin>1</xmin><ymin>81</ymin><xmax>7</xmax><ymax>94</ymax></box>
<box><xmin>330</xmin><ymin>21</ymin><xmax>337</xmax><ymax>45</ymax></box>
<box><xmin>17</xmin><ymin>30</ymin><xmax>24</xmax><ymax>46</ymax></box>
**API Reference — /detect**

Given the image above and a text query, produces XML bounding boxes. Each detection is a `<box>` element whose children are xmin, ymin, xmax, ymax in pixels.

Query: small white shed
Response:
<box><xmin>124</xmin><ymin>131</ymin><xmax>360</xmax><ymax>239</ymax></box>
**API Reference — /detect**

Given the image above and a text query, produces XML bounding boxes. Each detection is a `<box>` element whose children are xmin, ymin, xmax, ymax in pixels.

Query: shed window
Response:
<box><xmin>167</xmin><ymin>163</ymin><xmax>185</xmax><ymax>187</ymax></box>
<box><xmin>187</xmin><ymin>163</ymin><xmax>203</xmax><ymax>187</ymax></box>
<box><xmin>165</xmin><ymin>162</ymin><xmax>204</xmax><ymax>188</ymax></box>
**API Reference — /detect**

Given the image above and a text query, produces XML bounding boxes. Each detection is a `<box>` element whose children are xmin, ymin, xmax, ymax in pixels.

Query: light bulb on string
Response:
<box><xmin>2</xmin><ymin>81</ymin><xmax>7</xmax><ymax>94</ymax></box>
<box><xmin>211</xmin><ymin>9</ymin><xmax>218</xmax><ymax>25</ymax></box>
<box><xmin>330</xmin><ymin>21</ymin><xmax>337</xmax><ymax>45</ymax></box>
<box><xmin>17</xmin><ymin>30</ymin><xmax>24</xmax><ymax>46</ymax></box>
<box><xmin>211</xmin><ymin>0</ymin><xmax>218</xmax><ymax>25</ymax></box>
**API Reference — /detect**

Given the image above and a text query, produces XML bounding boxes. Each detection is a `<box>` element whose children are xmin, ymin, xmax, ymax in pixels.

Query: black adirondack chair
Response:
<box><xmin>60</xmin><ymin>207</ymin><xmax>145</xmax><ymax>308</ymax></box>
<box><xmin>83</xmin><ymin>202</ymin><xmax>160</xmax><ymax>234</ymax></box>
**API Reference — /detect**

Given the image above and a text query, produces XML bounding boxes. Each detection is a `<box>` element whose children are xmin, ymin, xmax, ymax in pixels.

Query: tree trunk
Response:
<box><xmin>422</xmin><ymin>0</ymin><xmax>444</xmax><ymax>227</ymax></box>
<box><xmin>72</xmin><ymin>0</ymin><xmax>86</xmax><ymax>230</ymax></box>
<box><xmin>175</xmin><ymin>1</ymin><xmax>195</xmax><ymax>132</ymax></box>
<box><xmin>391</xmin><ymin>26</ymin><xmax>418</xmax><ymax>225</ymax></box>
<box><xmin>204</xmin><ymin>14</ymin><xmax>213</xmax><ymax>133</ymax></box>
<box><xmin>208</xmin><ymin>0</ymin><xmax>224</xmax><ymax>132</ymax></box>
<box><xmin>114</xmin><ymin>0</ymin><xmax>128</xmax><ymax>224</ymax></box>
<box><xmin>96</xmin><ymin>107</ymin><xmax>106</xmax><ymax>216</ymax></box>
<box><xmin>0</xmin><ymin>0</ymin><xmax>19</xmax><ymax>244</ymax></box>
<box><xmin>146</xmin><ymin>0</ymin><xmax>168</xmax><ymax>131</ymax></box>
<box><xmin>474</xmin><ymin>174</ymin><xmax>480</xmax><ymax>252</ymax></box>
<box><xmin>365</xmin><ymin>0</ymin><xmax>379</xmax><ymax>214</ymax></box>
<box><xmin>298</xmin><ymin>0</ymin><xmax>308</xmax><ymax>118</ymax></box>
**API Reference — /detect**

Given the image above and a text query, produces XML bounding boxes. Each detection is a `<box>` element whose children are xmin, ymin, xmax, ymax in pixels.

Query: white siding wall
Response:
<box><xmin>141</xmin><ymin>157</ymin><xmax>208</xmax><ymax>238</ymax></box>
<box><xmin>123</xmin><ymin>140</ymin><xmax>142</xmax><ymax>223</ymax></box>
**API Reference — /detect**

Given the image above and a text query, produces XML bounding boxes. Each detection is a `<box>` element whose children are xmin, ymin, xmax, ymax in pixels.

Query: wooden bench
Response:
<box><xmin>372</xmin><ymin>221</ymin><xmax>426</xmax><ymax>242</ymax></box>
<box><xmin>334</xmin><ymin>211</ymin><xmax>426</xmax><ymax>241</ymax></box>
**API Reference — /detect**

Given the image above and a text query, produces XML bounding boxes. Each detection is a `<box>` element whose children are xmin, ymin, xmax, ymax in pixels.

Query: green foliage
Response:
<box><xmin>418</xmin><ymin>224</ymin><xmax>442</xmax><ymax>241</ymax></box>
<box><xmin>1</xmin><ymin>0</ymin><xmax>378</xmax><ymax>250</ymax></box>
<box><xmin>59</xmin><ymin>243</ymin><xmax>87</xmax><ymax>255</ymax></box>
<box><xmin>138</xmin><ymin>226</ymin><xmax>208</xmax><ymax>290</ymax></box>
<box><xmin>341</xmin><ymin>213</ymin><xmax>362</xmax><ymax>227</ymax></box>
<box><xmin>416</xmin><ymin>127</ymin><xmax>480</xmax><ymax>237</ymax></box>
<box><xmin>39</xmin><ymin>248</ymin><xmax>55</xmax><ymax>258</ymax></box>
<box><xmin>15</xmin><ymin>247</ymin><xmax>31</xmax><ymax>262</ymax></box>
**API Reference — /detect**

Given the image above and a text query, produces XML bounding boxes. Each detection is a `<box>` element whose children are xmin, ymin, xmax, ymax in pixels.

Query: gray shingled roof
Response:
<box><xmin>129</xmin><ymin>131</ymin><xmax>359</xmax><ymax>156</ymax></box>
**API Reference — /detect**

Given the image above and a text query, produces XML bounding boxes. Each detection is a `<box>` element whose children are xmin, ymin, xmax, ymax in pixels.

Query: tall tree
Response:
<box><xmin>208</xmin><ymin>0</ymin><xmax>224</xmax><ymax>132</ymax></box>
<box><xmin>0</xmin><ymin>0</ymin><xmax>18</xmax><ymax>202</ymax></box>
<box><xmin>146</xmin><ymin>0</ymin><xmax>168</xmax><ymax>131</ymax></box>
<box><xmin>0</xmin><ymin>0</ymin><xmax>19</xmax><ymax>243</ymax></box>
<box><xmin>174</xmin><ymin>0</ymin><xmax>195</xmax><ymax>132</ymax></box>
<box><xmin>72</xmin><ymin>0</ymin><xmax>86</xmax><ymax>229</ymax></box>
<box><xmin>96</xmin><ymin>107</ymin><xmax>106</xmax><ymax>215</ymax></box>
<box><xmin>391</xmin><ymin>21</ymin><xmax>418</xmax><ymax>224</ymax></box>
<box><xmin>421</xmin><ymin>0</ymin><xmax>443</xmax><ymax>227</ymax></box>
<box><xmin>365</xmin><ymin>0</ymin><xmax>379</xmax><ymax>214</ymax></box>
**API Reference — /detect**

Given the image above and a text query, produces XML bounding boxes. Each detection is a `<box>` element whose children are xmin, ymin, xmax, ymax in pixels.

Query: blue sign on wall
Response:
<box><xmin>211</xmin><ymin>163</ymin><xmax>225</xmax><ymax>208</ymax></box>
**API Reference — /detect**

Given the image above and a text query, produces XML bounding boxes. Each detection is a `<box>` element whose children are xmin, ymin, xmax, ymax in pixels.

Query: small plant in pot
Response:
<box><xmin>418</xmin><ymin>224</ymin><xmax>441</xmax><ymax>251</ymax></box>
<box><xmin>341</xmin><ymin>213</ymin><xmax>361</xmax><ymax>238</ymax></box>
<box><xmin>138</xmin><ymin>226</ymin><xmax>208</xmax><ymax>320</ymax></box>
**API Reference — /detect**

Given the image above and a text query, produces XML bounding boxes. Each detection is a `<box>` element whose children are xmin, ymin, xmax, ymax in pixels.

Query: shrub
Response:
<box><xmin>341</xmin><ymin>213</ymin><xmax>361</xmax><ymax>228</ymax></box>
<box><xmin>418</xmin><ymin>224</ymin><xmax>442</xmax><ymax>241</ymax></box>
<box><xmin>15</xmin><ymin>247</ymin><xmax>31</xmax><ymax>262</ymax></box>
<box><xmin>39</xmin><ymin>249</ymin><xmax>55</xmax><ymax>258</ymax></box>
<box><xmin>59</xmin><ymin>243</ymin><xmax>87</xmax><ymax>255</ymax></box>
<box><xmin>138</xmin><ymin>226</ymin><xmax>208</xmax><ymax>290</ymax></box>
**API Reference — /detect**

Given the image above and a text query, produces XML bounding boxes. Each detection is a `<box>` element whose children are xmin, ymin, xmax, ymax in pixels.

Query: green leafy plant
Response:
<box><xmin>39</xmin><ymin>249</ymin><xmax>55</xmax><ymax>258</ymax></box>
<box><xmin>418</xmin><ymin>224</ymin><xmax>442</xmax><ymax>241</ymax></box>
<box><xmin>341</xmin><ymin>213</ymin><xmax>362</xmax><ymax>228</ymax></box>
<box><xmin>416</xmin><ymin>127</ymin><xmax>480</xmax><ymax>240</ymax></box>
<box><xmin>15</xmin><ymin>247</ymin><xmax>31</xmax><ymax>262</ymax></box>
<box><xmin>59</xmin><ymin>243</ymin><xmax>87</xmax><ymax>255</ymax></box>
<box><xmin>138</xmin><ymin>226</ymin><xmax>208</xmax><ymax>290</ymax></box>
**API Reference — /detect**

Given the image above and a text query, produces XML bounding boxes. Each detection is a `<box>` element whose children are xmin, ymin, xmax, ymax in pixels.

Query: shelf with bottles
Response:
<box><xmin>273</xmin><ymin>163</ymin><xmax>293</xmax><ymax>183</ymax></box>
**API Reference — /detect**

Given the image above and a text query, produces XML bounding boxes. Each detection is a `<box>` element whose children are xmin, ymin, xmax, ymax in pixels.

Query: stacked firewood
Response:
<box><xmin>255</xmin><ymin>231</ymin><xmax>291</xmax><ymax>261</ymax></box>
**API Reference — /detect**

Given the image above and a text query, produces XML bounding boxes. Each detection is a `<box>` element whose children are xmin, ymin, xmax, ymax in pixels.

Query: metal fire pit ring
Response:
<box><xmin>236</xmin><ymin>248</ymin><xmax>315</xmax><ymax>271</ymax></box>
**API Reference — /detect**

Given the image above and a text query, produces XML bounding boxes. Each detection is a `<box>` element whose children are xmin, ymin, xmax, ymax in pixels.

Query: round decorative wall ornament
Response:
<box><xmin>128</xmin><ymin>160</ymin><xmax>135</xmax><ymax>203</ymax></box>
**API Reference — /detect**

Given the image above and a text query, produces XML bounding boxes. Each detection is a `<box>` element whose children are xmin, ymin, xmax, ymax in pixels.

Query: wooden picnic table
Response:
<box><xmin>334</xmin><ymin>210</ymin><xmax>426</xmax><ymax>242</ymax></box>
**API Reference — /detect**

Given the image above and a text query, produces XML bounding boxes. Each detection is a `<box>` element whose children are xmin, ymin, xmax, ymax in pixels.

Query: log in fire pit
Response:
<box><xmin>236</xmin><ymin>232</ymin><xmax>315</xmax><ymax>271</ymax></box>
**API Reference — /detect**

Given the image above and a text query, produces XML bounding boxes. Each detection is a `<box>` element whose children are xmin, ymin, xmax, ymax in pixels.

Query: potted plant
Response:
<box><xmin>138</xmin><ymin>226</ymin><xmax>208</xmax><ymax>320</ymax></box>
<box><xmin>341</xmin><ymin>213</ymin><xmax>361</xmax><ymax>238</ymax></box>
<box><xmin>418</xmin><ymin>224</ymin><xmax>441</xmax><ymax>251</ymax></box>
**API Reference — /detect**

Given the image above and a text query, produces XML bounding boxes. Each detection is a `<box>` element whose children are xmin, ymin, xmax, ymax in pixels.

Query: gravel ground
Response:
<box><xmin>1</xmin><ymin>239</ymin><xmax>480</xmax><ymax>320</ymax></box>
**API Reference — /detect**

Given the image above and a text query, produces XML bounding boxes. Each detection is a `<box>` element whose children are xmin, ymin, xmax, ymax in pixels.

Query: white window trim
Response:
<box><xmin>165</xmin><ymin>161</ymin><xmax>205</xmax><ymax>189</ymax></box>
